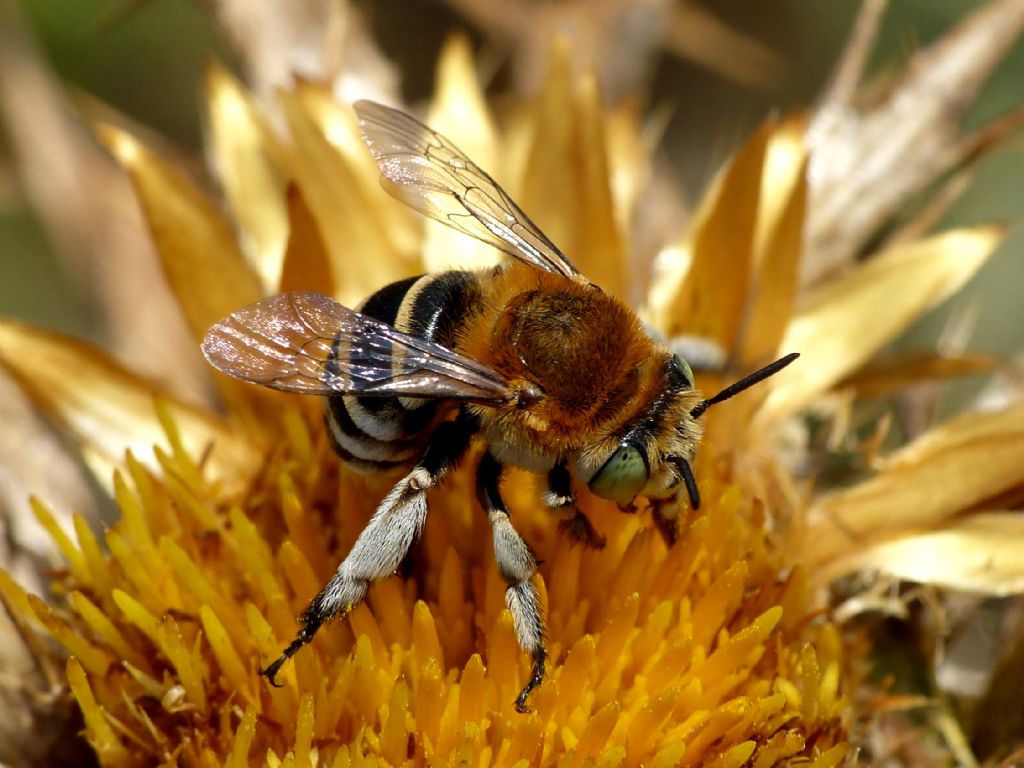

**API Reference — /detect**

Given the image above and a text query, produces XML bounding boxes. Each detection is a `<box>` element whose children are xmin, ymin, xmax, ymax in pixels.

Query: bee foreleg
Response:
<box><xmin>545</xmin><ymin>462</ymin><xmax>606</xmax><ymax>549</ymax></box>
<box><xmin>477</xmin><ymin>451</ymin><xmax>546</xmax><ymax>714</ymax></box>
<box><xmin>260</xmin><ymin>412</ymin><xmax>478</xmax><ymax>686</ymax></box>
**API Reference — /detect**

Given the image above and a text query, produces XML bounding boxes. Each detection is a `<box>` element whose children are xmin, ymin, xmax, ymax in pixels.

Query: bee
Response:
<box><xmin>202</xmin><ymin>100</ymin><xmax>798</xmax><ymax>713</ymax></box>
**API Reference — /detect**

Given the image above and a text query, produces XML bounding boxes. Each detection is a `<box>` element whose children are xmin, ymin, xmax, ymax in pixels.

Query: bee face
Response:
<box><xmin>576</xmin><ymin>353</ymin><xmax>704</xmax><ymax>504</ymax></box>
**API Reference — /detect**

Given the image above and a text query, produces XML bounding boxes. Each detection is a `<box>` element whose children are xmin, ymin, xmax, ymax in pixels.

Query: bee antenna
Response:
<box><xmin>680</xmin><ymin>459</ymin><xmax>700</xmax><ymax>510</ymax></box>
<box><xmin>690</xmin><ymin>352</ymin><xmax>799</xmax><ymax>419</ymax></box>
<box><xmin>667</xmin><ymin>456</ymin><xmax>701</xmax><ymax>510</ymax></box>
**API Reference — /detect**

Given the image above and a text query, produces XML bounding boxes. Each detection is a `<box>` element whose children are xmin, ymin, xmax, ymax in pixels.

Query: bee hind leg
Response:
<box><xmin>260</xmin><ymin>412</ymin><xmax>478</xmax><ymax>684</ymax></box>
<box><xmin>478</xmin><ymin>451</ymin><xmax>547</xmax><ymax>713</ymax></box>
<box><xmin>544</xmin><ymin>462</ymin><xmax>606</xmax><ymax>549</ymax></box>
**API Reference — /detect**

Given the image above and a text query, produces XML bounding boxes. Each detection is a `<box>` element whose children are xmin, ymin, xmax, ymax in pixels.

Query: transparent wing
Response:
<box><xmin>354</xmin><ymin>100</ymin><xmax>580</xmax><ymax>280</ymax></box>
<box><xmin>202</xmin><ymin>291</ymin><xmax>514</xmax><ymax>403</ymax></box>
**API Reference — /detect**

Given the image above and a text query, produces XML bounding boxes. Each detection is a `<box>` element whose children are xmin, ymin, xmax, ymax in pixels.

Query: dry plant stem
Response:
<box><xmin>818</xmin><ymin>0</ymin><xmax>887</xmax><ymax>109</ymax></box>
<box><xmin>805</xmin><ymin>0</ymin><xmax>1024</xmax><ymax>285</ymax></box>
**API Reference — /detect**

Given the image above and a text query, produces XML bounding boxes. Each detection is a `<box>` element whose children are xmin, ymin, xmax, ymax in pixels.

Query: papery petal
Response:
<box><xmin>98</xmin><ymin>124</ymin><xmax>265</xmax><ymax>344</ymax></box>
<box><xmin>800</xmin><ymin>399</ymin><xmax>1024</xmax><ymax>571</ymax></box>
<box><xmin>759</xmin><ymin>225</ymin><xmax>1003</xmax><ymax>422</ymax></box>
<box><xmin>605</xmin><ymin>102</ymin><xmax>669</xmax><ymax>305</ymax></box>
<box><xmin>604</xmin><ymin>103</ymin><xmax>649</xmax><ymax>233</ymax></box>
<box><xmin>279</xmin><ymin>86</ymin><xmax>417</xmax><ymax>304</ymax></box>
<box><xmin>648</xmin><ymin>119</ymin><xmax>772</xmax><ymax>350</ymax></box>
<box><xmin>423</xmin><ymin>35</ymin><xmax>501</xmax><ymax>273</ymax></box>
<box><xmin>823</xmin><ymin>512</ymin><xmax>1024</xmax><ymax>594</ymax></box>
<box><xmin>738</xmin><ymin>118</ymin><xmax>807</xmax><ymax>367</ymax></box>
<box><xmin>0</xmin><ymin>319</ymin><xmax>260</xmax><ymax>494</ymax></box>
<box><xmin>805</xmin><ymin>0</ymin><xmax>1024</xmax><ymax>283</ymax></box>
<box><xmin>520</xmin><ymin>38</ymin><xmax>627</xmax><ymax>295</ymax></box>
<box><xmin>205</xmin><ymin>62</ymin><xmax>289</xmax><ymax>293</ymax></box>
<box><xmin>278</xmin><ymin>184</ymin><xmax>334</xmax><ymax>295</ymax></box>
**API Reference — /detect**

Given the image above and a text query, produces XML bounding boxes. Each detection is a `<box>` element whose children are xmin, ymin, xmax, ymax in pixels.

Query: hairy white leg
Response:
<box><xmin>260</xmin><ymin>413</ymin><xmax>477</xmax><ymax>684</ymax></box>
<box><xmin>477</xmin><ymin>451</ymin><xmax>546</xmax><ymax>713</ymax></box>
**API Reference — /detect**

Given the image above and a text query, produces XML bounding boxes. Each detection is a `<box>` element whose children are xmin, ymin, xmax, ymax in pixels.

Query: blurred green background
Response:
<box><xmin>2</xmin><ymin>0</ymin><xmax>1022</xmax><ymax>369</ymax></box>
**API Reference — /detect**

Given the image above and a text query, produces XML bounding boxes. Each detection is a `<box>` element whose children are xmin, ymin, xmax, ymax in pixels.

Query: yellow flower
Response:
<box><xmin>1</xmin><ymin>4</ymin><xmax>1022</xmax><ymax>766</ymax></box>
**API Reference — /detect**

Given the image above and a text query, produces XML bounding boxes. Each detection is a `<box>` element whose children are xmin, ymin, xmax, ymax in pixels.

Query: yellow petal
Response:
<box><xmin>738</xmin><ymin>118</ymin><xmax>807</xmax><ymax>367</ymax></box>
<box><xmin>70</xmin><ymin>590</ymin><xmax>152</xmax><ymax>673</ymax></box>
<box><xmin>808</xmin><ymin>743</ymin><xmax>849</xmax><ymax>768</ymax></box>
<box><xmin>97</xmin><ymin>122</ymin><xmax>271</xmax><ymax>415</ymax></box>
<box><xmin>97</xmin><ymin>123</ymin><xmax>264</xmax><ymax>344</ymax></box>
<box><xmin>199</xmin><ymin>604</ymin><xmax>256</xmax><ymax>707</ymax></box>
<box><xmin>424</xmin><ymin>34</ymin><xmax>502</xmax><ymax>273</ymax></box>
<box><xmin>0</xmin><ymin>319</ymin><xmax>260</xmax><ymax>493</ymax></box>
<box><xmin>227</xmin><ymin>707</ymin><xmax>259</xmax><ymax>768</ymax></box>
<box><xmin>29</xmin><ymin>593</ymin><xmax>115</xmax><ymax>679</ymax></box>
<box><xmin>520</xmin><ymin>38</ymin><xmax>627</xmax><ymax>295</ymax></box>
<box><xmin>278</xmin><ymin>183</ymin><xmax>334</xmax><ymax>295</ymax></box>
<box><xmin>574</xmin><ymin>701</ymin><xmax>620</xmax><ymax>759</ymax></box>
<box><xmin>752</xmin><ymin>730</ymin><xmax>805</xmax><ymax>768</ymax></box>
<box><xmin>760</xmin><ymin>225</ymin><xmax>1004</xmax><ymax>421</ymax></box>
<box><xmin>67</xmin><ymin>657</ymin><xmax>132</xmax><ymax>765</ymax></box>
<box><xmin>30</xmin><ymin>497</ymin><xmax>88</xmax><ymax>587</ymax></box>
<box><xmin>280</xmin><ymin>87</ymin><xmax>414</xmax><ymax>305</ymax></box>
<box><xmin>605</xmin><ymin>102</ymin><xmax>653</xmax><ymax>268</ymax></box>
<box><xmin>294</xmin><ymin>692</ymin><xmax>316</xmax><ymax>767</ymax></box>
<box><xmin>205</xmin><ymin>62</ymin><xmax>289</xmax><ymax>293</ymax></box>
<box><xmin>800</xmin><ymin>399</ymin><xmax>1024</xmax><ymax>570</ymax></box>
<box><xmin>0</xmin><ymin>570</ymin><xmax>51</xmax><ymax>665</ymax></box>
<box><xmin>706</xmin><ymin>740</ymin><xmax>757</xmax><ymax>768</ymax></box>
<box><xmin>649</xmin><ymin>119</ymin><xmax>773</xmax><ymax>349</ymax></box>
<box><xmin>159</xmin><ymin>536</ymin><xmax>251</xmax><ymax>653</ymax></box>
<box><xmin>112</xmin><ymin>589</ymin><xmax>160</xmax><ymax>644</ymax></box>
<box><xmin>75</xmin><ymin>512</ymin><xmax>114</xmax><ymax>599</ymax></box>
<box><xmin>823</xmin><ymin>512</ymin><xmax>1024</xmax><ymax>594</ymax></box>
<box><xmin>155</xmin><ymin>615</ymin><xmax>208</xmax><ymax>715</ymax></box>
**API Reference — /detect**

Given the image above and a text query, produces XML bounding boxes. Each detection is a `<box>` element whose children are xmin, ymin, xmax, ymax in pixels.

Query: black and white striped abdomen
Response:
<box><xmin>324</xmin><ymin>271</ymin><xmax>483</xmax><ymax>471</ymax></box>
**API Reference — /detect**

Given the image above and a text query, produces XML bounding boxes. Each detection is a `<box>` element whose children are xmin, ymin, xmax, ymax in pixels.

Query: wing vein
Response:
<box><xmin>355</xmin><ymin>100</ymin><xmax>580</xmax><ymax>280</ymax></box>
<box><xmin>202</xmin><ymin>292</ymin><xmax>514</xmax><ymax>403</ymax></box>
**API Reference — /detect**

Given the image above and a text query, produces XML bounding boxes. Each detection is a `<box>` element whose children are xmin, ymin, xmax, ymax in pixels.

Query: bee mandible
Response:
<box><xmin>202</xmin><ymin>101</ymin><xmax>798</xmax><ymax>713</ymax></box>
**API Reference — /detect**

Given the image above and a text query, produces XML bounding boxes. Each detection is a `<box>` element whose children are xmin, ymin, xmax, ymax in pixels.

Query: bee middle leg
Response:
<box><xmin>259</xmin><ymin>411</ymin><xmax>478</xmax><ymax>685</ymax></box>
<box><xmin>477</xmin><ymin>451</ymin><xmax>546</xmax><ymax>713</ymax></box>
<box><xmin>545</xmin><ymin>462</ymin><xmax>605</xmax><ymax>549</ymax></box>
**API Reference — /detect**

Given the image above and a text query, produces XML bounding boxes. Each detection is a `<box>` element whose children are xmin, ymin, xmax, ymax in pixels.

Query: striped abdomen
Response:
<box><xmin>324</xmin><ymin>271</ymin><xmax>483</xmax><ymax>471</ymax></box>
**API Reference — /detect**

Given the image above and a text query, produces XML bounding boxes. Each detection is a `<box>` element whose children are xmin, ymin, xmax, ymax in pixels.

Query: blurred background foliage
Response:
<box><xmin>2</xmin><ymin>0</ymin><xmax>1022</xmax><ymax>377</ymax></box>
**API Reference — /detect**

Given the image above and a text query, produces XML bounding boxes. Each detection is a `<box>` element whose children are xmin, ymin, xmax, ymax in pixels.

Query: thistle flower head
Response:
<box><xmin>1</xmin><ymin>4</ymin><xmax>1024</xmax><ymax>766</ymax></box>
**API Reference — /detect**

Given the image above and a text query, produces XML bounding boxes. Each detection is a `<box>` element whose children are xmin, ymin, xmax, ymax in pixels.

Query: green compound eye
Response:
<box><xmin>588</xmin><ymin>444</ymin><xmax>649</xmax><ymax>503</ymax></box>
<box><xmin>672</xmin><ymin>354</ymin><xmax>694</xmax><ymax>388</ymax></box>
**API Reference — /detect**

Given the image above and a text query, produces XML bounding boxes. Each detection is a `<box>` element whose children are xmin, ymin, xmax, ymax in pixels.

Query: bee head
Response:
<box><xmin>577</xmin><ymin>352</ymin><xmax>701</xmax><ymax>504</ymax></box>
<box><xmin>579</xmin><ymin>352</ymin><xmax>799</xmax><ymax>509</ymax></box>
